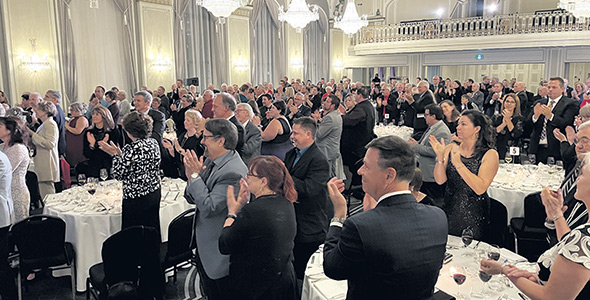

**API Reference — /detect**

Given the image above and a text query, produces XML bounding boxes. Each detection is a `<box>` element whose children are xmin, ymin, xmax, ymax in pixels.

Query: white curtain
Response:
<box><xmin>70</xmin><ymin>0</ymin><xmax>135</xmax><ymax>102</ymax></box>
<box><xmin>56</xmin><ymin>0</ymin><xmax>77</xmax><ymax>105</ymax></box>
<box><xmin>0</xmin><ymin>0</ymin><xmax>11</xmax><ymax>102</ymax></box>
<box><xmin>173</xmin><ymin>0</ymin><xmax>191</xmax><ymax>80</ymax></box>
<box><xmin>249</xmin><ymin>0</ymin><xmax>286</xmax><ymax>85</ymax></box>
<box><xmin>303</xmin><ymin>8</ymin><xmax>328</xmax><ymax>83</ymax></box>
<box><xmin>184</xmin><ymin>4</ymin><xmax>227</xmax><ymax>89</ymax></box>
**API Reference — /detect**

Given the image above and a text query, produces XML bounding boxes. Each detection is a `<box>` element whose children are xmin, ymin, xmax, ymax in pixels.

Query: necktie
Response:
<box><xmin>201</xmin><ymin>160</ymin><xmax>215</xmax><ymax>184</ymax></box>
<box><xmin>540</xmin><ymin>99</ymin><xmax>556</xmax><ymax>141</ymax></box>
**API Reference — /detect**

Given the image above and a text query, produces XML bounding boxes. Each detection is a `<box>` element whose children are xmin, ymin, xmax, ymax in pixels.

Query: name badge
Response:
<box><xmin>384</xmin><ymin>113</ymin><xmax>389</xmax><ymax>119</ymax></box>
<box><xmin>509</xmin><ymin>147</ymin><xmax>520</xmax><ymax>156</ymax></box>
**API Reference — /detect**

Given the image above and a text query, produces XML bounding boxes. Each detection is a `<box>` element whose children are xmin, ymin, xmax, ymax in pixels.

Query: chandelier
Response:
<box><xmin>150</xmin><ymin>51</ymin><xmax>172</xmax><ymax>72</ymax></box>
<box><xmin>19</xmin><ymin>39</ymin><xmax>50</xmax><ymax>72</ymax></box>
<box><xmin>279</xmin><ymin>0</ymin><xmax>319</xmax><ymax>33</ymax></box>
<box><xmin>334</xmin><ymin>0</ymin><xmax>368</xmax><ymax>36</ymax></box>
<box><xmin>559</xmin><ymin>0</ymin><xmax>590</xmax><ymax>19</ymax></box>
<box><xmin>196</xmin><ymin>0</ymin><xmax>247</xmax><ymax>23</ymax></box>
<box><xmin>233</xmin><ymin>51</ymin><xmax>249</xmax><ymax>71</ymax></box>
<box><xmin>290</xmin><ymin>57</ymin><xmax>303</xmax><ymax>69</ymax></box>
<box><xmin>89</xmin><ymin>0</ymin><xmax>99</xmax><ymax>9</ymax></box>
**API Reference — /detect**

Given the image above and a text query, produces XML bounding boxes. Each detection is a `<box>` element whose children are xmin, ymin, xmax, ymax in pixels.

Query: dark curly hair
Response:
<box><xmin>0</xmin><ymin>116</ymin><xmax>30</xmax><ymax>146</ymax></box>
<box><xmin>122</xmin><ymin>111</ymin><xmax>153</xmax><ymax>139</ymax></box>
<box><xmin>460</xmin><ymin>110</ymin><xmax>496</xmax><ymax>158</ymax></box>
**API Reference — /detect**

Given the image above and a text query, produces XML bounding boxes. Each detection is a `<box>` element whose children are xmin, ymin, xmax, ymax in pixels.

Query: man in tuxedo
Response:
<box><xmin>314</xmin><ymin>95</ymin><xmax>345</xmax><ymax>179</ymax></box>
<box><xmin>408</xmin><ymin>81</ymin><xmax>434</xmax><ymax>140</ymax></box>
<box><xmin>287</xmin><ymin>92</ymin><xmax>311</xmax><ymax>124</ymax></box>
<box><xmin>407</xmin><ymin>104</ymin><xmax>451</xmax><ymax>204</ymax></box>
<box><xmin>341</xmin><ymin>86</ymin><xmax>376</xmax><ymax>186</ymax></box>
<box><xmin>323</xmin><ymin>136</ymin><xmax>448</xmax><ymax>300</ymax></box>
<box><xmin>212</xmin><ymin>93</ymin><xmax>244</xmax><ymax>157</ymax></box>
<box><xmin>184</xmin><ymin>119</ymin><xmax>247</xmax><ymax>300</ymax></box>
<box><xmin>133</xmin><ymin>91</ymin><xmax>166</xmax><ymax>143</ymax></box>
<box><xmin>528</xmin><ymin>77</ymin><xmax>579</xmax><ymax>164</ymax></box>
<box><xmin>483</xmin><ymin>82</ymin><xmax>504</xmax><ymax>117</ymax></box>
<box><xmin>284</xmin><ymin>117</ymin><xmax>333</xmax><ymax>280</ymax></box>
<box><xmin>235</xmin><ymin>103</ymin><xmax>261</xmax><ymax>165</ymax></box>
<box><xmin>514</xmin><ymin>82</ymin><xmax>534</xmax><ymax>118</ymax></box>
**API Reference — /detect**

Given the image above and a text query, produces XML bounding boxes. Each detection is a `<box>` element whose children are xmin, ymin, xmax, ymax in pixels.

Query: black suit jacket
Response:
<box><xmin>528</xmin><ymin>97</ymin><xmax>579</xmax><ymax>160</ymax></box>
<box><xmin>340</xmin><ymin>100</ymin><xmax>376</xmax><ymax>164</ymax></box>
<box><xmin>288</xmin><ymin>105</ymin><xmax>311</xmax><ymax>124</ymax></box>
<box><xmin>411</xmin><ymin>92</ymin><xmax>434</xmax><ymax>132</ymax></box>
<box><xmin>323</xmin><ymin>193</ymin><xmax>448</xmax><ymax>300</ymax></box>
<box><xmin>228</xmin><ymin>115</ymin><xmax>245</xmax><ymax>156</ymax></box>
<box><xmin>147</xmin><ymin>108</ymin><xmax>166</xmax><ymax>143</ymax></box>
<box><xmin>54</xmin><ymin>104</ymin><xmax>67</xmax><ymax>156</ymax></box>
<box><xmin>284</xmin><ymin>143</ymin><xmax>333</xmax><ymax>243</ymax></box>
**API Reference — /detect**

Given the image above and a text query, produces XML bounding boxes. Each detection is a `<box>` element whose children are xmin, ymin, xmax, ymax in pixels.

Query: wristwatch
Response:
<box><xmin>191</xmin><ymin>173</ymin><xmax>200</xmax><ymax>179</ymax></box>
<box><xmin>331</xmin><ymin>217</ymin><xmax>346</xmax><ymax>224</ymax></box>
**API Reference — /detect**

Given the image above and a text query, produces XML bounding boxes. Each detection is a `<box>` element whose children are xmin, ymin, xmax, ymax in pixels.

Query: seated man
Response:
<box><xmin>323</xmin><ymin>136</ymin><xmax>448</xmax><ymax>300</ymax></box>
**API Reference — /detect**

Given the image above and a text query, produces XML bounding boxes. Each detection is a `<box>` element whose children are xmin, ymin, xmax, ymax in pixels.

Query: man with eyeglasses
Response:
<box><xmin>184</xmin><ymin>118</ymin><xmax>247</xmax><ymax>300</ymax></box>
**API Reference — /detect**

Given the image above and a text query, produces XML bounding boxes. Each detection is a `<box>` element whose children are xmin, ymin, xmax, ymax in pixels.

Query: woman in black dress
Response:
<box><xmin>219</xmin><ymin>155</ymin><xmax>298</xmax><ymax>300</ymax></box>
<box><xmin>78</xmin><ymin>105</ymin><xmax>120</xmax><ymax>178</ymax></box>
<box><xmin>430</xmin><ymin>110</ymin><xmax>499</xmax><ymax>239</ymax></box>
<box><xmin>492</xmin><ymin>93</ymin><xmax>524</xmax><ymax>161</ymax></box>
<box><xmin>257</xmin><ymin>101</ymin><xmax>292</xmax><ymax>161</ymax></box>
<box><xmin>162</xmin><ymin>109</ymin><xmax>204</xmax><ymax>179</ymax></box>
<box><xmin>99</xmin><ymin>111</ymin><xmax>161</xmax><ymax>234</ymax></box>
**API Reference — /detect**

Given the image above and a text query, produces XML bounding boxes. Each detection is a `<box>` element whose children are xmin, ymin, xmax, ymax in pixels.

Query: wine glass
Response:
<box><xmin>469</xmin><ymin>270</ymin><xmax>492</xmax><ymax>298</ymax></box>
<box><xmin>504</xmin><ymin>152</ymin><xmax>512</xmax><ymax>164</ymax></box>
<box><xmin>556</xmin><ymin>160</ymin><xmax>564</xmax><ymax>172</ymax></box>
<box><xmin>547</xmin><ymin>156</ymin><xmax>555</xmax><ymax>166</ymax></box>
<box><xmin>99</xmin><ymin>169</ymin><xmax>108</xmax><ymax>183</ymax></box>
<box><xmin>528</xmin><ymin>154</ymin><xmax>536</xmax><ymax>165</ymax></box>
<box><xmin>77</xmin><ymin>174</ymin><xmax>87</xmax><ymax>186</ymax></box>
<box><xmin>461</xmin><ymin>228</ymin><xmax>474</xmax><ymax>257</ymax></box>
<box><xmin>87</xmin><ymin>177</ymin><xmax>98</xmax><ymax>195</ymax></box>
<box><xmin>487</xmin><ymin>244</ymin><xmax>501</xmax><ymax>261</ymax></box>
<box><xmin>450</xmin><ymin>266</ymin><xmax>467</xmax><ymax>300</ymax></box>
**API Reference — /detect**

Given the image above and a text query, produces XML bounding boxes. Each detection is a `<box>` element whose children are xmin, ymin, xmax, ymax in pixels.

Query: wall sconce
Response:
<box><xmin>149</xmin><ymin>49</ymin><xmax>172</xmax><ymax>72</ymax></box>
<box><xmin>89</xmin><ymin>0</ymin><xmax>99</xmax><ymax>9</ymax></box>
<box><xmin>233</xmin><ymin>51</ymin><xmax>249</xmax><ymax>71</ymax></box>
<box><xmin>18</xmin><ymin>39</ymin><xmax>50</xmax><ymax>72</ymax></box>
<box><xmin>291</xmin><ymin>51</ymin><xmax>303</xmax><ymax>69</ymax></box>
<box><xmin>333</xmin><ymin>59</ymin><xmax>344</xmax><ymax>71</ymax></box>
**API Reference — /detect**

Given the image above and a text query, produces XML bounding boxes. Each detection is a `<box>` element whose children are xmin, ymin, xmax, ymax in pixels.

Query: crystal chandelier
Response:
<box><xmin>334</xmin><ymin>0</ymin><xmax>368</xmax><ymax>36</ymax></box>
<box><xmin>233</xmin><ymin>51</ymin><xmax>249</xmax><ymax>71</ymax></box>
<box><xmin>559</xmin><ymin>0</ymin><xmax>590</xmax><ymax>19</ymax></box>
<box><xmin>290</xmin><ymin>57</ymin><xmax>303</xmax><ymax>69</ymax></box>
<box><xmin>196</xmin><ymin>0</ymin><xmax>247</xmax><ymax>24</ymax></box>
<box><xmin>19</xmin><ymin>39</ymin><xmax>50</xmax><ymax>72</ymax></box>
<box><xmin>150</xmin><ymin>52</ymin><xmax>172</xmax><ymax>72</ymax></box>
<box><xmin>279</xmin><ymin>0</ymin><xmax>319</xmax><ymax>33</ymax></box>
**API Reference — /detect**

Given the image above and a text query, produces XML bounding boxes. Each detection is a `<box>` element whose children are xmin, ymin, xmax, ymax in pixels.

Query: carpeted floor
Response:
<box><xmin>14</xmin><ymin>264</ymin><xmax>202</xmax><ymax>300</ymax></box>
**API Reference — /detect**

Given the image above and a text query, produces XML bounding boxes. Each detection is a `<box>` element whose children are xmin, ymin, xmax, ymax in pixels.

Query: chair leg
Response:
<box><xmin>71</xmin><ymin>263</ymin><xmax>76</xmax><ymax>300</ymax></box>
<box><xmin>86</xmin><ymin>278</ymin><xmax>90</xmax><ymax>300</ymax></box>
<box><xmin>173</xmin><ymin>266</ymin><xmax>177</xmax><ymax>283</ymax></box>
<box><xmin>17</xmin><ymin>270</ymin><xmax>22</xmax><ymax>300</ymax></box>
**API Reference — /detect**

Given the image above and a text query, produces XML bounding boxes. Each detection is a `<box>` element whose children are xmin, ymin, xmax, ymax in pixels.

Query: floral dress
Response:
<box><xmin>0</xmin><ymin>143</ymin><xmax>31</xmax><ymax>222</ymax></box>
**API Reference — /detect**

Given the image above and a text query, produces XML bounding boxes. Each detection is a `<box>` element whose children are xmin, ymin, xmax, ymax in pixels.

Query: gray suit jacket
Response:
<box><xmin>184</xmin><ymin>150</ymin><xmax>247</xmax><ymax>279</ymax></box>
<box><xmin>241</xmin><ymin>120</ymin><xmax>261</xmax><ymax>165</ymax></box>
<box><xmin>0</xmin><ymin>152</ymin><xmax>13</xmax><ymax>228</ymax></box>
<box><xmin>414</xmin><ymin>120</ymin><xmax>451</xmax><ymax>182</ymax></box>
<box><xmin>32</xmin><ymin>118</ymin><xmax>60</xmax><ymax>182</ymax></box>
<box><xmin>316</xmin><ymin>110</ymin><xmax>342</xmax><ymax>162</ymax></box>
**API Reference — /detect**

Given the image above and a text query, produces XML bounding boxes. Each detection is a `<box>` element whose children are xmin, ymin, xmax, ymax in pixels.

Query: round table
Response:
<box><xmin>302</xmin><ymin>235</ymin><xmax>532</xmax><ymax>300</ymax></box>
<box><xmin>43</xmin><ymin>178</ymin><xmax>191</xmax><ymax>292</ymax></box>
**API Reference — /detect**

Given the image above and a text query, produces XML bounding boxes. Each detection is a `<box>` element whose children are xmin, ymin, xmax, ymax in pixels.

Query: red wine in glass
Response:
<box><xmin>479</xmin><ymin>270</ymin><xmax>492</xmax><ymax>283</ymax></box>
<box><xmin>488</xmin><ymin>251</ymin><xmax>501</xmax><ymax>261</ymax></box>
<box><xmin>453</xmin><ymin>273</ymin><xmax>466</xmax><ymax>285</ymax></box>
<box><xmin>88</xmin><ymin>189</ymin><xmax>96</xmax><ymax>195</ymax></box>
<box><xmin>461</xmin><ymin>235</ymin><xmax>473</xmax><ymax>247</ymax></box>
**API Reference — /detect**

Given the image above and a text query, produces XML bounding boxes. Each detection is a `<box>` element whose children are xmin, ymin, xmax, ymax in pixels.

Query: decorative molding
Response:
<box><xmin>136</xmin><ymin>0</ymin><xmax>172</xmax><ymax>6</ymax></box>
<box><xmin>232</xmin><ymin>6</ymin><xmax>252</xmax><ymax>17</ymax></box>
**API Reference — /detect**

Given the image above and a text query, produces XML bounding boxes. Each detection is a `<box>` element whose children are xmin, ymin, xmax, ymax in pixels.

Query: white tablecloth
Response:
<box><xmin>43</xmin><ymin>178</ymin><xmax>191</xmax><ymax>292</ymax></box>
<box><xmin>489</xmin><ymin>163</ymin><xmax>564</xmax><ymax>224</ymax></box>
<box><xmin>374</xmin><ymin>125</ymin><xmax>414</xmax><ymax>140</ymax></box>
<box><xmin>302</xmin><ymin>236</ymin><xmax>530</xmax><ymax>300</ymax></box>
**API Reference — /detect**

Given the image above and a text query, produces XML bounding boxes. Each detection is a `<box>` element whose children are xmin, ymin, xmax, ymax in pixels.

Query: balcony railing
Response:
<box><xmin>351</xmin><ymin>11</ymin><xmax>590</xmax><ymax>45</ymax></box>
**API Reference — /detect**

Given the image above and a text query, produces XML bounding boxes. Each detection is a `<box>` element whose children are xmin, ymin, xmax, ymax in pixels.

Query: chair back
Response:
<box><xmin>524</xmin><ymin>192</ymin><xmax>547</xmax><ymax>228</ymax></box>
<box><xmin>485</xmin><ymin>198</ymin><xmax>508</xmax><ymax>247</ymax></box>
<box><xmin>10</xmin><ymin>215</ymin><xmax>68</xmax><ymax>268</ymax></box>
<box><xmin>102</xmin><ymin>226</ymin><xmax>164</xmax><ymax>298</ymax></box>
<box><xmin>166</xmin><ymin>208</ymin><xmax>196</xmax><ymax>261</ymax></box>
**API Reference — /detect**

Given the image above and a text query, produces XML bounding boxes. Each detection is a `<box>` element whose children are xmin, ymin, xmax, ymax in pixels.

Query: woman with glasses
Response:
<box><xmin>219</xmin><ymin>155</ymin><xmax>298</xmax><ymax>300</ymax></box>
<box><xmin>492</xmin><ymin>93</ymin><xmax>524</xmax><ymax>161</ymax></box>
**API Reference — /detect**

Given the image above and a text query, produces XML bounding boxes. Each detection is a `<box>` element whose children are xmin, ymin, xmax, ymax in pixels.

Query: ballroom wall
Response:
<box><xmin>227</xmin><ymin>8</ymin><xmax>251</xmax><ymax>85</ymax></box>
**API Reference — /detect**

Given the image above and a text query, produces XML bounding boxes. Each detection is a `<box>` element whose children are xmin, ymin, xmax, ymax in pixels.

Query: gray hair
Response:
<box><xmin>46</xmin><ymin>90</ymin><xmax>62</xmax><ymax>103</ymax></box>
<box><xmin>29</xmin><ymin>92</ymin><xmax>43</xmax><ymax>102</ymax></box>
<box><xmin>366</xmin><ymin>135</ymin><xmax>416</xmax><ymax>182</ymax></box>
<box><xmin>217</xmin><ymin>92</ymin><xmax>237</xmax><ymax>111</ymax></box>
<box><xmin>418</xmin><ymin>81</ymin><xmax>430</xmax><ymax>88</ymax></box>
<box><xmin>580</xmin><ymin>105</ymin><xmax>590</xmax><ymax>119</ymax></box>
<box><xmin>135</xmin><ymin>90</ymin><xmax>153</xmax><ymax>103</ymax></box>
<box><xmin>579</xmin><ymin>120</ymin><xmax>590</xmax><ymax>131</ymax></box>
<box><xmin>205</xmin><ymin>118</ymin><xmax>238</xmax><ymax>150</ymax></box>
<box><xmin>37</xmin><ymin>101</ymin><xmax>57</xmax><ymax>117</ymax></box>
<box><xmin>69</xmin><ymin>102</ymin><xmax>87</xmax><ymax>114</ymax></box>
<box><xmin>237</xmin><ymin>103</ymin><xmax>254</xmax><ymax>119</ymax></box>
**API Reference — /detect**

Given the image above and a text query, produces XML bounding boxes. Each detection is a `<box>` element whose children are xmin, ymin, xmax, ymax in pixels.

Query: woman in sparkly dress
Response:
<box><xmin>430</xmin><ymin>110</ymin><xmax>499</xmax><ymax>239</ymax></box>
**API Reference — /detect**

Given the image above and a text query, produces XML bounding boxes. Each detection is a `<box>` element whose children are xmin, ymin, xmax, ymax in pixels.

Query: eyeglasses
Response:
<box><xmin>246</xmin><ymin>172</ymin><xmax>262</xmax><ymax>178</ymax></box>
<box><xmin>202</xmin><ymin>134</ymin><xmax>218</xmax><ymax>140</ymax></box>
<box><xmin>576</xmin><ymin>137</ymin><xmax>590</xmax><ymax>146</ymax></box>
<box><xmin>504</xmin><ymin>100</ymin><xmax>517</xmax><ymax>104</ymax></box>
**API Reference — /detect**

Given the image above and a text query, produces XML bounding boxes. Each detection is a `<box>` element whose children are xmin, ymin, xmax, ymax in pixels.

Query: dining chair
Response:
<box><xmin>9</xmin><ymin>215</ymin><xmax>76</xmax><ymax>300</ymax></box>
<box><xmin>160</xmin><ymin>208</ymin><xmax>196</xmax><ymax>283</ymax></box>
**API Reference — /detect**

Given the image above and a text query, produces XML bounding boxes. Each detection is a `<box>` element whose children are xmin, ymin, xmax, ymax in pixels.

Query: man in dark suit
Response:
<box><xmin>341</xmin><ymin>86</ymin><xmax>376</xmax><ymax>186</ymax></box>
<box><xmin>308</xmin><ymin>86</ymin><xmax>322</xmax><ymax>112</ymax></box>
<box><xmin>533</xmin><ymin>86</ymin><xmax>549</xmax><ymax>102</ymax></box>
<box><xmin>284</xmin><ymin>117</ymin><xmax>333</xmax><ymax>280</ymax></box>
<box><xmin>408</xmin><ymin>81</ymin><xmax>434</xmax><ymax>140</ymax></box>
<box><xmin>514</xmin><ymin>81</ymin><xmax>534</xmax><ymax>118</ymax></box>
<box><xmin>235</xmin><ymin>103</ymin><xmax>261</xmax><ymax>165</ymax></box>
<box><xmin>323</xmin><ymin>136</ymin><xmax>448</xmax><ymax>300</ymax></box>
<box><xmin>483</xmin><ymin>82</ymin><xmax>504</xmax><ymax>117</ymax></box>
<box><xmin>376</xmin><ymin>85</ymin><xmax>395</xmax><ymax>123</ymax></box>
<box><xmin>287</xmin><ymin>92</ymin><xmax>311</xmax><ymax>124</ymax></box>
<box><xmin>212</xmin><ymin>92</ymin><xmax>244</xmax><ymax>157</ymax></box>
<box><xmin>528</xmin><ymin>77</ymin><xmax>579</xmax><ymax>164</ymax></box>
<box><xmin>133</xmin><ymin>91</ymin><xmax>166</xmax><ymax>143</ymax></box>
<box><xmin>258</xmin><ymin>94</ymin><xmax>273</xmax><ymax>129</ymax></box>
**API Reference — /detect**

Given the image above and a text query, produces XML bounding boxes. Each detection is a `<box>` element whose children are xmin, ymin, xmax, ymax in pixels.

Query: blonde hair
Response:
<box><xmin>184</xmin><ymin>109</ymin><xmax>203</xmax><ymax>130</ymax></box>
